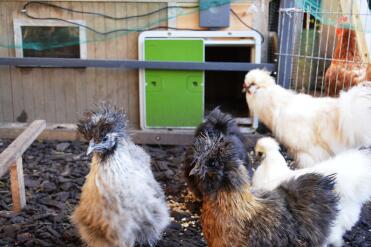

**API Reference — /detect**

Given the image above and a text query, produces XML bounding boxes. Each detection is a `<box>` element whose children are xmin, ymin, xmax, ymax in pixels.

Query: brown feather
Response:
<box><xmin>71</xmin><ymin>156</ymin><xmax>122</xmax><ymax>247</ymax></box>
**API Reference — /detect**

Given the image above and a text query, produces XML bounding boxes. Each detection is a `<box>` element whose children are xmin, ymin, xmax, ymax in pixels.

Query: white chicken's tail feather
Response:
<box><xmin>338</xmin><ymin>83</ymin><xmax>371</xmax><ymax>147</ymax></box>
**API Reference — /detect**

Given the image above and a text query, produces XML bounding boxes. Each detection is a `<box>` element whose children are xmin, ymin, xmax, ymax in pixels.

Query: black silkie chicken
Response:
<box><xmin>184</xmin><ymin>107</ymin><xmax>253</xmax><ymax>198</ymax></box>
<box><xmin>72</xmin><ymin>104</ymin><xmax>170</xmax><ymax>247</ymax></box>
<box><xmin>187</xmin><ymin>133</ymin><xmax>339</xmax><ymax>247</ymax></box>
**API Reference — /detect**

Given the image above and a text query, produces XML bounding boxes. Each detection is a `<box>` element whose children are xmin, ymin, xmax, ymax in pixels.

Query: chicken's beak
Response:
<box><xmin>242</xmin><ymin>83</ymin><xmax>247</xmax><ymax>93</ymax></box>
<box><xmin>189</xmin><ymin>163</ymin><xmax>201</xmax><ymax>176</ymax></box>
<box><xmin>255</xmin><ymin>151</ymin><xmax>265</xmax><ymax>162</ymax></box>
<box><xmin>87</xmin><ymin>139</ymin><xmax>96</xmax><ymax>155</ymax></box>
<box><xmin>190</xmin><ymin>162</ymin><xmax>208</xmax><ymax>178</ymax></box>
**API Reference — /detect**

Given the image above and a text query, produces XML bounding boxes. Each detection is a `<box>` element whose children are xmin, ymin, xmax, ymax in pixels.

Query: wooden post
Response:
<box><xmin>10</xmin><ymin>158</ymin><xmax>26</xmax><ymax>212</ymax></box>
<box><xmin>0</xmin><ymin>120</ymin><xmax>46</xmax><ymax>177</ymax></box>
<box><xmin>0</xmin><ymin>120</ymin><xmax>45</xmax><ymax>212</ymax></box>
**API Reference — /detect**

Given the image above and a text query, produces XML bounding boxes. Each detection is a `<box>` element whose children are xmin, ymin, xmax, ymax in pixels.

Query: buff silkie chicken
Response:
<box><xmin>187</xmin><ymin>133</ymin><xmax>339</xmax><ymax>247</ymax></box>
<box><xmin>253</xmin><ymin>137</ymin><xmax>371</xmax><ymax>247</ymax></box>
<box><xmin>243</xmin><ymin>69</ymin><xmax>371</xmax><ymax>168</ymax></box>
<box><xmin>72</xmin><ymin>104</ymin><xmax>170</xmax><ymax>247</ymax></box>
<box><xmin>183</xmin><ymin>107</ymin><xmax>252</xmax><ymax>199</ymax></box>
<box><xmin>324</xmin><ymin>16</ymin><xmax>368</xmax><ymax>96</ymax></box>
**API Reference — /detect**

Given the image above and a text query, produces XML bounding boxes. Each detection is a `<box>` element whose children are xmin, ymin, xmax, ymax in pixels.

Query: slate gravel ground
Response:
<box><xmin>0</xmin><ymin>139</ymin><xmax>369</xmax><ymax>247</ymax></box>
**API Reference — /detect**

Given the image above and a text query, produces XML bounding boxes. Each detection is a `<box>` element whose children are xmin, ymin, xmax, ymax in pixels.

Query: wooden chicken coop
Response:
<box><xmin>0</xmin><ymin>0</ymin><xmax>273</xmax><ymax>144</ymax></box>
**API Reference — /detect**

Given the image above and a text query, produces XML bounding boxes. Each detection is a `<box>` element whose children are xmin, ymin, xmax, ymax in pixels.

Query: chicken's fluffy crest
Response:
<box><xmin>255</xmin><ymin>137</ymin><xmax>280</xmax><ymax>154</ymax></box>
<box><xmin>244</xmin><ymin>69</ymin><xmax>275</xmax><ymax>88</ymax></box>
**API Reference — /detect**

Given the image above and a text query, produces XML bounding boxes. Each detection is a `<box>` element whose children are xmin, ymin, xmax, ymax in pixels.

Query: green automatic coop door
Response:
<box><xmin>144</xmin><ymin>39</ymin><xmax>204</xmax><ymax>128</ymax></box>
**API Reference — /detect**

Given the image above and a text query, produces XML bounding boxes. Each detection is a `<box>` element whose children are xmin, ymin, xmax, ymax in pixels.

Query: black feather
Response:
<box><xmin>359</xmin><ymin>145</ymin><xmax>371</xmax><ymax>154</ymax></box>
<box><xmin>77</xmin><ymin>102</ymin><xmax>128</xmax><ymax>142</ymax></box>
<box><xmin>185</xmin><ymin>133</ymin><xmax>249</xmax><ymax>197</ymax></box>
<box><xmin>244</xmin><ymin>173</ymin><xmax>339</xmax><ymax>247</ymax></box>
<box><xmin>184</xmin><ymin>108</ymin><xmax>252</xmax><ymax>198</ymax></box>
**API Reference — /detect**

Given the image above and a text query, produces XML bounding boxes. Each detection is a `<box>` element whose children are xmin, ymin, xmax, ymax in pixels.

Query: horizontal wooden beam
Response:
<box><xmin>0</xmin><ymin>122</ymin><xmax>195</xmax><ymax>145</ymax></box>
<box><xmin>0</xmin><ymin>122</ymin><xmax>260</xmax><ymax>146</ymax></box>
<box><xmin>133</xmin><ymin>129</ymin><xmax>195</xmax><ymax>145</ymax></box>
<box><xmin>0</xmin><ymin>120</ymin><xmax>46</xmax><ymax>177</ymax></box>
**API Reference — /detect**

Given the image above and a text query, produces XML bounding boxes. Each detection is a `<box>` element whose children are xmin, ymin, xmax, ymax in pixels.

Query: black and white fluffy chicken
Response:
<box><xmin>188</xmin><ymin>134</ymin><xmax>339</xmax><ymax>247</ymax></box>
<box><xmin>254</xmin><ymin>137</ymin><xmax>371</xmax><ymax>247</ymax></box>
<box><xmin>72</xmin><ymin>104</ymin><xmax>170</xmax><ymax>247</ymax></box>
<box><xmin>183</xmin><ymin>107</ymin><xmax>252</xmax><ymax>199</ymax></box>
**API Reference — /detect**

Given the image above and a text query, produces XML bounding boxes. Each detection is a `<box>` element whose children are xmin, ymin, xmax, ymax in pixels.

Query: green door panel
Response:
<box><xmin>144</xmin><ymin>39</ymin><xmax>204</xmax><ymax>128</ymax></box>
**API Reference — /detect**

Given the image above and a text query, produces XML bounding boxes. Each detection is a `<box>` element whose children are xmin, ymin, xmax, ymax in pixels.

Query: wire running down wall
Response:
<box><xmin>0</xmin><ymin>0</ymin><xmax>269</xmax><ymax>126</ymax></box>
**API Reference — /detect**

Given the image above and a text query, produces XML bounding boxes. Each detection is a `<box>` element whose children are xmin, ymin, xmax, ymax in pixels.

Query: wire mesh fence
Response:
<box><xmin>277</xmin><ymin>0</ymin><xmax>371</xmax><ymax>97</ymax></box>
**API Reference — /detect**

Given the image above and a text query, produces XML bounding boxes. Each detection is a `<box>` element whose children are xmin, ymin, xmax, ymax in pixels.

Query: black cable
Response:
<box><xmin>23</xmin><ymin>1</ymin><xmax>198</xmax><ymax>21</ymax></box>
<box><xmin>22</xmin><ymin>1</ymin><xmax>202</xmax><ymax>35</ymax></box>
<box><xmin>22</xmin><ymin>12</ymin><xmax>202</xmax><ymax>35</ymax></box>
<box><xmin>22</xmin><ymin>1</ymin><xmax>265</xmax><ymax>41</ymax></box>
<box><xmin>230</xmin><ymin>8</ymin><xmax>265</xmax><ymax>44</ymax></box>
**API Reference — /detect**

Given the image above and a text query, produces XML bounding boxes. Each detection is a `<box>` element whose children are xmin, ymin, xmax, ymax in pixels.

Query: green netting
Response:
<box><xmin>0</xmin><ymin>0</ymin><xmax>253</xmax><ymax>51</ymax></box>
<box><xmin>1</xmin><ymin>0</ymin><xmax>369</xmax><ymax>52</ymax></box>
<box><xmin>293</xmin><ymin>0</ymin><xmax>371</xmax><ymax>32</ymax></box>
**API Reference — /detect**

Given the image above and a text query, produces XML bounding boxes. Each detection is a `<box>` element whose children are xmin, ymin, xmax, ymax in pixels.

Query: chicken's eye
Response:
<box><xmin>102</xmin><ymin>136</ymin><xmax>109</xmax><ymax>142</ymax></box>
<box><xmin>208</xmin><ymin>161</ymin><xmax>218</xmax><ymax>168</ymax></box>
<box><xmin>257</xmin><ymin>151</ymin><xmax>263</xmax><ymax>157</ymax></box>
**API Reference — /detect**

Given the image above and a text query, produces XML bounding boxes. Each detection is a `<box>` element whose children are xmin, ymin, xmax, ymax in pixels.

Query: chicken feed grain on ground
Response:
<box><xmin>0</xmin><ymin>138</ymin><xmax>370</xmax><ymax>247</ymax></box>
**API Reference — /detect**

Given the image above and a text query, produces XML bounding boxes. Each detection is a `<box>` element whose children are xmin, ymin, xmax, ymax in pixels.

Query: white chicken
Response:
<box><xmin>244</xmin><ymin>69</ymin><xmax>371</xmax><ymax>168</ymax></box>
<box><xmin>253</xmin><ymin>137</ymin><xmax>290</xmax><ymax>191</ymax></box>
<box><xmin>253</xmin><ymin>137</ymin><xmax>371</xmax><ymax>247</ymax></box>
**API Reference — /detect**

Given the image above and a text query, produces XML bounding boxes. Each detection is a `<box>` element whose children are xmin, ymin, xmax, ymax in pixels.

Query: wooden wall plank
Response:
<box><xmin>127</xmin><ymin>2</ymin><xmax>139</xmax><ymax>128</ymax></box>
<box><xmin>11</xmin><ymin>4</ymin><xmax>36</xmax><ymax>122</ymax></box>
<box><xmin>30</xmin><ymin>9</ymin><xmax>46</xmax><ymax>121</ymax></box>
<box><xmin>104</xmin><ymin>2</ymin><xmax>119</xmax><ymax>106</ymax></box>
<box><xmin>42</xmin><ymin>66</ymin><xmax>57</xmax><ymax>122</ymax></box>
<box><xmin>94</xmin><ymin>2</ymin><xmax>108</xmax><ymax>102</ymax></box>
<box><xmin>25</xmin><ymin>2</ymin><xmax>48</xmax><ymax>121</ymax></box>
<box><xmin>38</xmin><ymin>4</ymin><xmax>56</xmax><ymax>122</ymax></box>
<box><xmin>8</xmin><ymin>2</ymin><xmax>26</xmax><ymax>122</ymax></box>
<box><xmin>115</xmin><ymin>2</ymin><xmax>129</xmax><ymax>114</ymax></box>
<box><xmin>0</xmin><ymin>4</ymin><xmax>14</xmax><ymax>121</ymax></box>
<box><xmin>72</xmin><ymin>1</ymin><xmax>87</xmax><ymax>116</ymax></box>
<box><xmin>20</xmin><ymin>68</ymin><xmax>35</xmax><ymax>122</ymax></box>
<box><xmin>49</xmin><ymin>2</ymin><xmax>67</xmax><ymax>122</ymax></box>
<box><xmin>0</xmin><ymin>6</ymin><xmax>5</xmax><ymax>121</ymax></box>
<box><xmin>82</xmin><ymin>2</ymin><xmax>98</xmax><ymax>110</ymax></box>
<box><xmin>61</xmin><ymin>2</ymin><xmax>77</xmax><ymax>122</ymax></box>
<box><xmin>159</xmin><ymin>2</ymin><xmax>168</xmax><ymax>27</ymax></box>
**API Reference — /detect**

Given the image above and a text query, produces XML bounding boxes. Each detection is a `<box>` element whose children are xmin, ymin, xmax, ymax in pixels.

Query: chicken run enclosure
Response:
<box><xmin>0</xmin><ymin>0</ymin><xmax>371</xmax><ymax>247</ymax></box>
<box><xmin>277</xmin><ymin>0</ymin><xmax>371</xmax><ymax>96</ymax></box>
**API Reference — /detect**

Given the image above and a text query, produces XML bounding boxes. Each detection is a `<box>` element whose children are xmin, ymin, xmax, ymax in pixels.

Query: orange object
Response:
<box><xmin>324</xmin><ymin>16</ymin><xmax>368</xmax><ymax>96</ymax></box>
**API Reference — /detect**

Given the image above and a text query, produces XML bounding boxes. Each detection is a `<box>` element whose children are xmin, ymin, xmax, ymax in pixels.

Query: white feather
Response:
<box><xmin>244</xmin><ymin>69</ymin><xmax>371</xmax><ymax>168</ymax></box>
<box><xmin>96</xmin><ymin>140</ymin><xmax>170</xmax><ymax>247</ymax></box>
<box><xmin>253</xmin><ymin>137</ymin><xmax>371</xmax><ymax>247</ymax></box>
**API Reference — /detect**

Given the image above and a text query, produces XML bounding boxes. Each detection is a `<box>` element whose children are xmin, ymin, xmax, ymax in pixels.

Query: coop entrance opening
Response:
<box><xmin>205</xmin><ymin>45</ymin><xmax>251</xmax><ymax>120</ymax></box>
